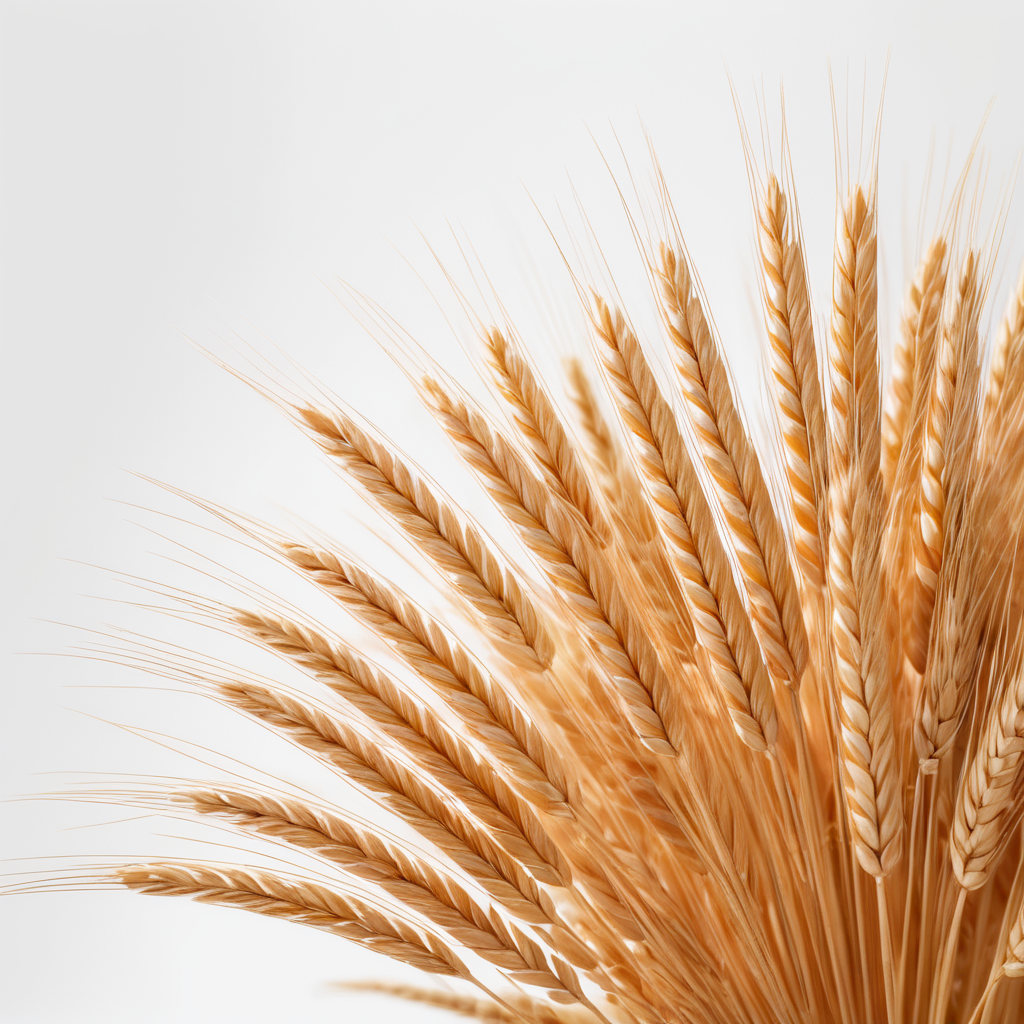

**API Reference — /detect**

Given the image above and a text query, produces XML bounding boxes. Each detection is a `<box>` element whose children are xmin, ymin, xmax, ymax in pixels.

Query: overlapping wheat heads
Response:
<box><xmin>11</xmin><ymin>119</ymin><xmax>1024</xmax><ymax>1024</ymax></box>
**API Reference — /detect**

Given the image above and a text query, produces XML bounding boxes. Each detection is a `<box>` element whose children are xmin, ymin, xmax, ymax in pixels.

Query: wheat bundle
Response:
<box><xmin>14</xmin><ymin>111</ymin><xmax>1024</xmax><ymax>1024</ymax></box>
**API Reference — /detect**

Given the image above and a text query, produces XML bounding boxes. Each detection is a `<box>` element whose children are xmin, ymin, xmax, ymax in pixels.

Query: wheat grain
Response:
<box><xmin>1005</xmin><ymin>894</ymin><xmax>1024</xmax><ymax>978</ymax></box>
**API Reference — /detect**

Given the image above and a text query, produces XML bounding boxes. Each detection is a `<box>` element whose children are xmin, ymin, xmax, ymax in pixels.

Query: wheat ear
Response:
<box><xmin>280</xmin><ymin>539</ymin><xmax>568</xmax><ymax>795</ymax></box>
<box><xmin>177</xmin><ymin>786</ymin><xmax>549</xmax><ymax>965</ymax></box>
<box><xmin>884</xmin><ymin>240</ymin><xmax>947</xmax><ymax>494</ymax></box>
<box><xmin>209</xmin><ymin>663</ymin><xmax>561</xmax><ymax>896</ymax></box>
<box><xmin>757</xmin><ymin>173</ymin><xmax>827</xmax><ymax>588</ymax></box>
<box><xmin>176</xmin><ymin>781</ymin><xmax>546</xmax><ymax>930</ymax></box>
<box><xmin>950</xmin><ymin>651</ymin><xmax>1024</xmax><ymax>891</ymax></box>
<box><xmin>278</xmin><ymin>541</ymin><xmax>571</xmax><ymax>812</ymax></box>
<box><xmin>912</xmin><ymin>529</ymin><xmax>988</xmax><ymax>771</ymax></box>
<box><xmin>232</xmin><ymin>608</ymin><xmax>567</xmax><ymax>879</ymax></box>
<box><xmin>984</xmin><ymin>257</ymin><xmax>1024</xmax><ymax>423</ymax></box>
<box><xmin>656</xmin><ymin>242</ymin><xmax>807</xmax><ymax>691</ymax></box>
<box><xmin>886</xmin><ymin>239</ymin><xmax>949</xmax><ymax>615</ymax></box>
<box><xmin>117</xmin><ymin>861</ymin><xmax>465</xmax><ymax>976</ymax></box>
<box><xmin>484</xmin><ymin>327</ymin><xmax>602</xmax><ymax>529</ymax></box>
<box><xmin>902</xmin><ymin>251</ymin><xmax>981</xmax><ymax>674</ymax></box>
<box><xmin>826</xmin><ymin>184</ymin><xmax>903</xmax><ymax>879</ymax></box>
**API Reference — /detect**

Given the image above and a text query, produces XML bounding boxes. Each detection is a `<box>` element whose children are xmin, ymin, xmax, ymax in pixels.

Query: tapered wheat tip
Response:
<box><xmin>38</xmin><ymin>97</ymin><xmax>1024</xmax><ymax>1024</ymax></box>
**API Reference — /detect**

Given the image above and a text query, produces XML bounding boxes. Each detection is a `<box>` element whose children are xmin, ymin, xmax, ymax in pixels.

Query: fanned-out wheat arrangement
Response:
<box><xmin>13</xmin><ymin>97</ymin><xmax>1024</xmax><ymax>1024</ymax></box>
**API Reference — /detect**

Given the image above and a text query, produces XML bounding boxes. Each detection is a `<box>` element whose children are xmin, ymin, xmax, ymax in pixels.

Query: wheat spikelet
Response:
<box><xmin>19</xmin><ymin>90</ymin><xmax>1024</xmax><ymax>1024</ymax></box>
<box><xmin>882</xmin><ymin>285</ymin><xmax>919</xmax><ymax>493</ymax></box>
<box><xmin>1006</xmin><ymin>898</ymin><xmax>1024</xmax><ymax>978</ymax></box>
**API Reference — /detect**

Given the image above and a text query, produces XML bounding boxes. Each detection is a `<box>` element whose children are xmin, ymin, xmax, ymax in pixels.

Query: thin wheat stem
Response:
<box><xmin>876</xmin><ymin>878</ymin><xmax>898</xmax><ymax>1024</ymax></box>
<box><xmin>911</xmin><ymin>773</ymin><xmax>939</xmax><ymax>1024</ymax></box>
<box><xmin>930</xmin><ymin>887</ymin><xmax>967</xmax><ymax>1024</ymax></box>
<box><xmin>967</xmin><ymin>973</ymin><xmax>1005</xmax><ymax>1024</ymax></box>
<box><xmin>897</xmin><ymin>770</ymin><xmax>926</xmax><ymax>1014</ymax></box>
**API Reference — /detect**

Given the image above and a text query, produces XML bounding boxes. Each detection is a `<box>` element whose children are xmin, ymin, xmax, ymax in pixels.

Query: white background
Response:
<box><xmin>3</xmin><ymin>2</ymin><xmax>1024</xmax><ymax>1022</ymax></box>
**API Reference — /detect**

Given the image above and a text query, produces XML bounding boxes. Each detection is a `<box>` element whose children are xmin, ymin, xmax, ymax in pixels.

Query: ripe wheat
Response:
<box><xmin>13</xmin><ymin>110</ymin><xmax>1024</xmax><ymax>1024</ymax></box>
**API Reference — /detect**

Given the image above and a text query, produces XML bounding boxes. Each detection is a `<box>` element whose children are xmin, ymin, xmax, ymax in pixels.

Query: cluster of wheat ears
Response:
<box><xmin>14</xmin><ymin>106</ymin><xmax>1024</xmax><ymax>1024</ymax></box>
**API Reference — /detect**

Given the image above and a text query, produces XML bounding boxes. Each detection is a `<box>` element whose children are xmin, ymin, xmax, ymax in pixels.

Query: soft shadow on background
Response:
<box><xmin>2</xmin><ymin>2</ymin><xmax>1023</xmax><ymax>1021</ymax></box>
